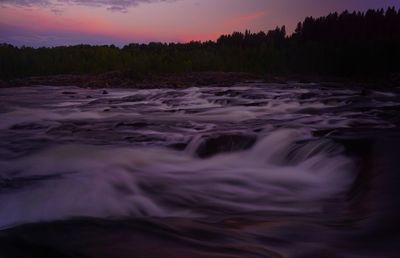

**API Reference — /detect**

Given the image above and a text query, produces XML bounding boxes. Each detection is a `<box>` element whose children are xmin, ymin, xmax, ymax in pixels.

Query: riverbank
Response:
<box><xmin>0</xmin><ymin>72</ymin><xmax>263</xmax><ymax>89</ymax></box>
<box><xmin>1</xmin><ymin>71</ymin><xmax>399</xmax><ymax>90</ymax></box>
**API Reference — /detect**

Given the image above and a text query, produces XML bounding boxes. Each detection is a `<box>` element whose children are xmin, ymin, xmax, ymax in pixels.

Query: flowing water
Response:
<box><xmin>0</xmin><ymin>83</ymin><xmax>399</xmax><ymax>258</ymax></box>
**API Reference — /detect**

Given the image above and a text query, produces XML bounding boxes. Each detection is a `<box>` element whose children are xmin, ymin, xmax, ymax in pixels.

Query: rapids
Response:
<box><xmin>0</xmin><ymin>83</ymin><xmax>399</xmax><ymax>258</ymax></box>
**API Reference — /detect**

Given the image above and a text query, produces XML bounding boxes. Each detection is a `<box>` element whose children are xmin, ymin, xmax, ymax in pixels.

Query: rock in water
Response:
<box><xmin>196</xmin><ymin>134</ymin><xmax>257</xmax><ymax>158</ymax></box>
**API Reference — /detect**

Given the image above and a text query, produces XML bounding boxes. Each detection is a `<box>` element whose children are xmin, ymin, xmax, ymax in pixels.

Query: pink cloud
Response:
<box><xmin>0</xmin><ymin>7</ymin><xmax>155</xmax><ymax>41</ymax></box>
<box><xmin>223</xmin><ymin>10</ymin><xmax>267</xmax><ymax>29</ymax></box>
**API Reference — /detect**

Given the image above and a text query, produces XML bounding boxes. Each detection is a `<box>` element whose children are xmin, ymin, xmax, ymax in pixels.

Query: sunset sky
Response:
<box><xmin>1</xmin><ymin>0</ymin><xmax>399</xmax><ymax>47</ymax></box>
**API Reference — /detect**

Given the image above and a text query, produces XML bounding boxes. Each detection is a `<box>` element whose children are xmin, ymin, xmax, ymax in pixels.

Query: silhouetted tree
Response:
<box><xmin>1</xmin><ymin>7</ymin><xmax>399</xmax><ymax>79</ymax></box>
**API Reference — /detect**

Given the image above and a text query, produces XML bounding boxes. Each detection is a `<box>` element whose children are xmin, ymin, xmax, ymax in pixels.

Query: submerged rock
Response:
<box><xmin>196</xmin><ymin>134</ymin><xmax>257</xmax><ymax>158</ymax></box>
<box><xmin>299</xmin><ymin>92</ymin><xmax>317</xmax><ymax>99</ymax></box>
<box><xmin>61</xmin><ymin>91</ymin><xmax>76</xmax><ymax>95</ymax></box>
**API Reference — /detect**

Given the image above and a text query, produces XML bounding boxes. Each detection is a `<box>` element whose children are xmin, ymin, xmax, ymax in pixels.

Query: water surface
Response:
<box><xmin>0</xmin><ymin>83</ymin><xmax>399</xmax><ymax>258</ymax></box>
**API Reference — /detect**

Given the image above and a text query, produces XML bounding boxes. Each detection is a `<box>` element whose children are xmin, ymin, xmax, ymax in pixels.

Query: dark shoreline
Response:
<box><xmin>1</xmin><ymin>71</ymin><xmax>399</xmax><ymax>90</ymax></box>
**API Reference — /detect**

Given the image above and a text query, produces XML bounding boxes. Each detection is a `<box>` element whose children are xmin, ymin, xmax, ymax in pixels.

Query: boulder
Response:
<box><xmin>196</xmin><ymin>134</ymin><xmax>257</xmax><ymax>158</ymax></box>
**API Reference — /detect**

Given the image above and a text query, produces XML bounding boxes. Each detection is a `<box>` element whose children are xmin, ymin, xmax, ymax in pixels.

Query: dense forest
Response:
<box><xmin>1</xmin><ymin>7</ymin><xmax>400</xmax><ymax>79</ymax></box>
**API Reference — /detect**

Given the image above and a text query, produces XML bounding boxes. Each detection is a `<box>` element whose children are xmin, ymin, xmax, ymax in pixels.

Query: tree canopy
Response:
<box><xmin>1</xmin><ymin>7</ymin><xmax>400</xmax><ymax>79</ymax></box>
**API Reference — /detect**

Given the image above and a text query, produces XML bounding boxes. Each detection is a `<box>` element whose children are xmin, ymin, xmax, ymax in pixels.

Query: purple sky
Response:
<box><xmin>1</xmin><ymin>0</ymin><xmax>399</xmax><ymax>47</ymax></box>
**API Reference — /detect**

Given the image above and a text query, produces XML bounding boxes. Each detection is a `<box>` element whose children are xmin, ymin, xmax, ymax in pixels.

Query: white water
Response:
<box><xmin>0</xmin><ymin>84</ymin><xmax>398</xmax><ymax>229</ymax></box>
<box><xmin>0</xmin><ymin>129</ymin><xmax>354</xmax><ymax>228</ymax></box>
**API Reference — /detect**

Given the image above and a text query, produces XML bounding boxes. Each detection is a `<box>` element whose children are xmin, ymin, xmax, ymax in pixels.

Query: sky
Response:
<box><xmin>0</xmin><ymin>0</ymin><xmax>399</xmax><ymax>47</ymax></box>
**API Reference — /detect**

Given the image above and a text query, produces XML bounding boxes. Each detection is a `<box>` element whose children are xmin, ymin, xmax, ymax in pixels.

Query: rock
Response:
<box><xmin>196</xmin><ymin>134</ymin><xmax>257</xmax><ymax>158</ymax></box>
<box><xmin>360</xmin><ymin>89</ymin><xmax>372</xmax><ymax>96</ymax></box>
<box><xmin>121</xmin><ymin>95</ymin><xmax>146</xmax><ymax>102</ymax></box>
<box><xmin>10</xmin><ymin>122</ymin><xmax>48</xmax><ymax>130</ymax></box>
<box><xmin>299</xmin><ymin>92</ymin><xmax>317</xmax><ymax>99</ymax></box>
<box><xmin>102</xmin><ymin>90</ymin><xmax>108</xmax><ymax>95</ymax></box>
<box><xmin>215</xmin><ymin>90</ymin><xmax>242</xmax><ymax>97</ymax></box>
<box><xmin>168</xmin><ymin>143</ymin><xmax>188</xmax><ymax>151</ymax></box>
<box><xmin>61</xmin><ymin>91</ymin><xmax>76</xmax><ymax>95</ymax></box>
<box><xmin>299</xmin><ymin>79</ymin><xmax>312</xmax><ymax>83</ymax></box>
<box><xmin>114</xmin><ymin>122</ymin><xmax>149</xmax><ymax>128</ymax></box>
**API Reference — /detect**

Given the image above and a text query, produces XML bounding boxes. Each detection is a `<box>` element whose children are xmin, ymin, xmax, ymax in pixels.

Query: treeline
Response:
<box><xmin>1</xmin><ymin>7</ymin><xmax>400</xmax><ymax>79</ymax></box>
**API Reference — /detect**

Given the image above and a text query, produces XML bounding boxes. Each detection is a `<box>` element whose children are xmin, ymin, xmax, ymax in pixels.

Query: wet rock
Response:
<box><xmin>361</xmin><ymin>89</ymin><xmax>372</xmax><ymax>96</ymax></box>
<box><xmin>215</xmin><ymin>90</ymin><xmax>242</xmax><ymax>97</ymax></box>
<box><xmin>212</xmin><ymin>99</ymin><xmax>236</xmax><ymax>105</ymax></box>
<box><xmin>114</xmin><ymin>121</ymin><xmax>149</xmax><ymax>128</ymax></box>
<box><xmin>196</xmin><ymin>134</ymin><xmax>257</xmax><ymax>158</ymax></box>
<box><xmin>299</xmin><ymin>92</ymin><xmax>317</xmax><ymax>99</ymax></box>
<box><xmin>87</xmin><ymin>98</ymin><xmax>120</xmax><ymax>105</ymax></box>
<box><xmin>299</xmin><ymin>79</ymin><xmax>312</xmax><ymax>84</ymax></box>
<box><xmin>312</xmin><ymin>129</ymin><xmax>336</xmax><ymax>137</ymax></box>
<box><xmin>122</xmin><ymin>94</ymin><xmax>146</xmax><ymax>102</ymax></box>
<box><xmin>10</xmin><ymin>123</ymin><xmax>49</xmax><ymax>130</ymax></box>
<box><xmin>242</xmin><ymin>101</ymin><xmax>268</xmax><ymax>107</ymax></box>
<box><xmin>242</xmin><ymin>93</ymin><xmax>266</xmax><ymax>100</ymax></box>
<box><xmin>168</xmin><ymin>142</ymin><xmax>188</xmax><ymax>151</ymax></box>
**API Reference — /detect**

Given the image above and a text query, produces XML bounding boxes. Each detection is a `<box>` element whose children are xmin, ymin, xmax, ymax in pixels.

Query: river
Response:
<box><xmin>0</xmin><ymin>83</ymin><xmax>399</xmax><ymax>257</ymax></box>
